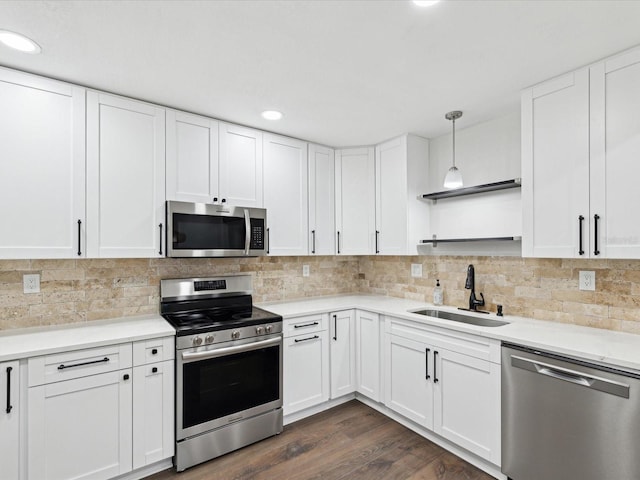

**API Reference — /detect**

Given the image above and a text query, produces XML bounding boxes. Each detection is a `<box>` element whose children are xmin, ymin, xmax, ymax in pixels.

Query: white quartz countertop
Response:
<box><xmin>0</xmin><ymin>314</ymin><xmax>175</xmax><ymax>362</ymax></box>
<box><xmin>259</xmin><ymin>294</ymin><xmax>640</xmax><ymax>373</ymax></box>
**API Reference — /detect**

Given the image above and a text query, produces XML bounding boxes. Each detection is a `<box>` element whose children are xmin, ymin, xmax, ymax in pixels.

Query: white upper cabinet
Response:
<box><xmin>335</xmin><ymin>147</ymin><xmax>376</xmax><ymax>255</ymax></box>
<box><xmin>521</xmin><ymin>70</ymin><xmax>590</xmax><ymax>258</ymax></box>
<box><xmin>219</xmin><ymin>123</ymin><xmax>263</xmax><ymax>207</ymax></box>
<box><xmin>87</xmin><ymin>92</ymin><xmax>166</xmax><ymax>258</ymax></box>
<box><xmin>590</xmin><ymin>49</ymin><xmax>640</xmax><ymax>258</ymax></box>
<box><xmin>263</xmin><ymin>133</ymin><xmax>308</xmax><ymax>256</ymax></box>
<box><xmin>0</xmin><ymin>68</ymin><xmax>86</xmax><ymax>259</ymax></box>
<box><xmin>308</xmin><ymin>144</ymin><xmax>335</xmax><ymax>255</ymax></box>
<box><xmin>375</xmin><ymin>135</ymin><xmax>430</xmax><ymax>255</ymax></box>
<box><xmin>166</xmin><ymin>110</ymin><xmax>219</xmax><ymax>203</ymax></box>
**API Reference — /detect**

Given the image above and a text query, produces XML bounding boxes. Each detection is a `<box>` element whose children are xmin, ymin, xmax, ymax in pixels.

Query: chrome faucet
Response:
<box><xmin>465</xmin><ymin>264</ymin><xmax>485</xmax><ymax>311</ymax></box>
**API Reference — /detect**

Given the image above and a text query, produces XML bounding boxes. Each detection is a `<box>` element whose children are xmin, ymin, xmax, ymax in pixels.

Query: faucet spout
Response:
<box><xmin>464</xmin><ymin>264</ymin><xmax>485</xmax><ymax>311</ymax></box>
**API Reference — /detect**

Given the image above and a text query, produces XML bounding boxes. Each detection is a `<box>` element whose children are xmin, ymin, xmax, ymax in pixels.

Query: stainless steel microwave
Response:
<box><xmin>166</xmin><ymin>201</ymin><xmax>267</xmax><ymax>257</ymax></box>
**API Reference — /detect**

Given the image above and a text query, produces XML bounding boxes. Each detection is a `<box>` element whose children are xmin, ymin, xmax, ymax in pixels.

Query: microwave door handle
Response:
<box><xmin>244</xmin><ymin>208</ymin><xmax>251</xmax><ymax>255</ymax></box>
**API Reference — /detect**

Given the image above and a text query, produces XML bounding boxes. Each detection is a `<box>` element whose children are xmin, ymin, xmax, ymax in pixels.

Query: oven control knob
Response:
<box><xmin>256</xmin><ymin>326</ymin><xmax>264</xmax><ymax>335</ymax></box>
<box><xmin>205</xmin><ymin>334</ymin><xmax>214</xmax><ymax>344</ymax></box>
<box><xmin>265</xmin><ymin>324</ymin><xmax>273</xmax><ymax>334</ymax></box>
<box><xmin>192</xmin><ymin>336</ymin><xmax>203</xmax><ymax>346</ymax></box>
<box><xmin>231</xmin><ymin>331</ymin><xmax>240</xmax><ymax>340</ymax></box>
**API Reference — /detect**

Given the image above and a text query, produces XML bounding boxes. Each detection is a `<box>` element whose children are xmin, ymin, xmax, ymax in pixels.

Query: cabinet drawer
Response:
<box><xmin>133</xmin><ymin>336</ymin><xmax>174</xmax><ymax>366</ymax></box>
<box><xmin>28</xmin><ymin>343</ymin><xmax>133</xmax><ymax>387</ymax></box>
<box><xmin>284</xmin><ymin>314</ymin><xmax>327</xmax><ymax>338</ymax></box>
<box><xmin>386</xmin><ymin>317</ymin><xmax>500</xmax><ymax>363</ymax></box>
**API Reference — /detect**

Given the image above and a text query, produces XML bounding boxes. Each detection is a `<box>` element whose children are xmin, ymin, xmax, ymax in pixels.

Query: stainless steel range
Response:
<box><xmin>160</xmin><ymin>275</ymin><xmax>283</xmax><ymax>472</ymax></box>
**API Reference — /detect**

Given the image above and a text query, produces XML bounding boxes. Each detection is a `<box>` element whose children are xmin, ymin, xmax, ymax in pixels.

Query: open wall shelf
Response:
<box><xmin>421</xmin><ymin>178</ymin><xmax>521</xmax><ymax>201</ymax></box>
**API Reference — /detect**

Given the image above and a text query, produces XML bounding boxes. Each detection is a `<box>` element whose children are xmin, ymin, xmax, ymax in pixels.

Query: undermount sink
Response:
<box><xmin>409</xmin><ymin>308</ymin><xmax>509</xmax><ymax>327</ymax></box>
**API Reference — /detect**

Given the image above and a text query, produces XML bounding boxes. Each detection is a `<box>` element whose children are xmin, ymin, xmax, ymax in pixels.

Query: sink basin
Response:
<box><xmin>409</xmin><ymin>309</ymin><xmax>509</xmax><ymax>327</ymax></box>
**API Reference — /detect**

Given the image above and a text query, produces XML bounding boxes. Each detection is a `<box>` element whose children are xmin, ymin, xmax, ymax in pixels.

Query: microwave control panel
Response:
<box><xmin>250</xmin><ymin>218</ymin><xmax>265</xmax><ymax>250</ymax></box>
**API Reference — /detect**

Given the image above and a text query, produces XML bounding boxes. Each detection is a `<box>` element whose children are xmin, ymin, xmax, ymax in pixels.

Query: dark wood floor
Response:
<box><xmin>149</xmin><ymin>401</ymin><xmax>495</xmax><ymax>480</ymax></box>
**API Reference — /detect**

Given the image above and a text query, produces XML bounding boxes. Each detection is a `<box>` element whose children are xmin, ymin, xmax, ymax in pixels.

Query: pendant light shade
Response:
<box><xmin>443</xmin><ymin>110</ymin><xmax>463</xmax><ymax>189</ymax></box>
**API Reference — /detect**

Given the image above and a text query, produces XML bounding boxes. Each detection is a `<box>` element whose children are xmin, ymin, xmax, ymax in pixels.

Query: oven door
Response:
<box><xmin>166</xmin><ymin>200</ymin><xmax>266</xmax><ymax>258</ymax></box>
<box><xmin>176</xmin><ymin>334</ymin><xmax>282</xmax><ymax>440</ymax></box>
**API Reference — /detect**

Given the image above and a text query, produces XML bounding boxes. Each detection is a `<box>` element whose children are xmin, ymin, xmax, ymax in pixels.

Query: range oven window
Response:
<box><xmin>172</xmin><ymin>213</ymin><xmax>246</xmax><ymax>250</ymax></box>
<box><xmin>182</xmin><ymin>344</ymin><xmax>280</xmax><ymax>428</ymax></box>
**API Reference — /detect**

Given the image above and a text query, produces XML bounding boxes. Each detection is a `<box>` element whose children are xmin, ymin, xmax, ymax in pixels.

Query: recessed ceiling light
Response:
<box><xmin>261</xmin><ymin>110</ymin><xmax>283</xmax><ymax>121</ymax></box>
<box><xmin>413</xmin><ymin>0</ymin><xmax>441</xmax><ymax>6</ymax></box>
<box><xmin>0</xmin><ymin>30</ymin><xmax>41</xmax><ymax>54</ymax></box>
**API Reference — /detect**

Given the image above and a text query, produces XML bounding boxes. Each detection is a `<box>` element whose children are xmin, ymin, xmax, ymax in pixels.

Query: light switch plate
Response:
<box><xmin>23</xmin><ymin>273</ymin><xmax>40</xmax><ymax>294</ymax></box>
<box><xmin>302</xmin><ymin>265</ymin><xmax>310</xmax><ymax>277</ymax></box>
<box><xmin>579</xmin><ymin>270</ymin><xmax>595</xmax><ymax>291</ymax></box>
<box><xmin>411</xmin><ymin>264</ymin><xmax>423</xmax><ymax>278</ymax></box>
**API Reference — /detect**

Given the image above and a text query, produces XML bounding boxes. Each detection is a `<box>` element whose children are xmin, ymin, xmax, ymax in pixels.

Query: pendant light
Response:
<box><xmin>443</xmin><ymin>110</ymin><xmax>463</xmax><ymax>189</ymax></box>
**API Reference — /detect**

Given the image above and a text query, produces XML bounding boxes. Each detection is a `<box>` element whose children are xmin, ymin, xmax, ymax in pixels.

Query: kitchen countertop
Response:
<box><xmin>259</xmin><ymin>294</ymin><xmax>640</xmax><ymax>373</ymax></box>
<box><xmin>0</xmin><ymin>314</ymin><xmax>175</xmax><ymax>362</ymax></box>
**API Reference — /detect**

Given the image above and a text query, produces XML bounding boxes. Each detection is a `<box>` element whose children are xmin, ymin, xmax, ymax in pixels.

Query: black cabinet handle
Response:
<box><xmin>77</xmin><ymin>219</ymin><xmax>82</xmax><ymax>256</ymax></box>
<box><xmin>213</xmin><ymin>197</ymin><xmax>218</xmax><ymax>202</ymax></box>
<box><xmin>337</xmin><ymin>231</ymin><xmax>341</xmax><ymax>254</ymax></box>
<box><xmin>58</xmin><ymin>357</ymin><xmax>109</xmax><ymax>370</ymax></box>
<box><xmin>123</xmin><ymin>374</ymin><xmax>130</xmax><ymax>381</ymax></box>
<box><xmin>294</xmin><ymin>335</ymin><xmax>319</xmax><ymax>343</ymax></box>
<box><xmin>425</xmin><ymin>348</ymin><xmax>431</xmax><ymax>380</ymax></box>
<box><xmin>375</xmin><ymin>230</ymin><xmax>380</xmax><ymax>254</ymax></box>
<box><xmin>594</xmin><ymin>214</ymin><xmax>600</xmax><ymax>256</ymax></box>
<box><xmin>333</xmin><ymin>314</ymin><xmax>337</xmax><ymax>341</ymax></box>
<box><xmin>151</xmin><ymin>348</ymin><xmax>158</xmax><ymax>355</ymax></box>
<box><xmin>266</xmin><ymin>228</ymin><xmax>270</xmax><ymax>254</ymax></box>
<box><xmin>152</xmin><ymin>367</ymin><xmax>158</xmax><ymax>373</ymax></box>
<box><xmin>221</xmin><ymin>198</ymin><xmax>226</xmax><ymax>203</ymax></box>
<box><xmin>158</xmin><ymin>223</ymin><xmax>163</xmax><ymax>255</ymax></box>
<box><xmin>578</xmin><ymin>215</ymin><xmax>585</xmax><ymax>256</ymax></box>
<box><xmin>311</xmin><ymin>230</ymin><xmax>316</xmax><ymax>254</ymax></box>
<box><xmin>294</xmin><ymin>322</ymin><xmax>319</xmax><ymax>329</ymax></box>
<box><xmin>433</xmin><ymin>351</ymin><xmax>439</xmax><ymax>383</ymax></box>
<box><xmin>5</xmin><ymin>366</ymin><xmax>12</xmax><ymax>414</ymax></box>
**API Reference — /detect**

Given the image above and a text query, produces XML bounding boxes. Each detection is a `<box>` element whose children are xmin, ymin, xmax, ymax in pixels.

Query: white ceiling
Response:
<box><xmin>1</xmin><ymin>0</ymin><xmax>640</xmax><ymax>147</ymax></box>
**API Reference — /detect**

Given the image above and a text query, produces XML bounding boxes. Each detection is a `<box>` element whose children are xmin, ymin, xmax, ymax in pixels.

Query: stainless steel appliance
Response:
<box><xmin>166</xmin><ymin>200</ymin><xmax>267</xmax><ymax>257</ymax></box>
<box><xmin>161</xmin><ymin>275</ymin><xmax>283</xmax><ymax>472</ymax></box>
<box><xmin>502</xmin><ymin>343</ymin><xmax>640</xmax><ymax>480</ymax></box>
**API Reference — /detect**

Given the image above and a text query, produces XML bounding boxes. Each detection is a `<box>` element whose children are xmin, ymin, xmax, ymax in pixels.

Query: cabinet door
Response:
<box><xmin>433</xmin><ymin>348</ymin><xmax>501</xmax><ymax>465</ymax></box>
<box><xmin>0</xmin><ymin>68</ymin><xmax>85</xmax><ymax>259</ymax></box>
<box><xmin>0</xmin><ymin>361</ymin><xmax>20</xmax><ymax>480</ymax></box>
<box><xmin>283</xmin><ymin>330</ymin><xmax>330</xmax><ymax>415</ymax></box>
<box><xmin>263</xmin><ymin>134</ymin><xmax>308</xmax><ymax>256</ymax></box>
<box><xmin>521</xmin><ymin>69</ymin><xmax>590</xmax><ymax>258</ymax></box>
<box><xmin>133</xmin><ymin>360</ymin><xmax>174</xmax><ymax>469</ymax></box>
<box><xmin>335</xmin><ymin>148</ymin><xmax>375</xmax><ymax>255</ymax></box>
<box><xmin>329</xmin><ymin>310</ymin><xmax>356</xmax><ymax>398</ymax></box>
<box><xmin>87</xmin><ymin>92</ymin><xmax>165</xmax><ymax>258</ymax></box>
<box><xmin>166</xmin><ymin>110</ymin><xmax>219</xmax><ymax>203</ymax></box>
<box><xmin>355</xmin><ymin>310</ymin><xmax>380</xmax><ymax>401</ymax></box>
<box><xmin>308</xmin><ymin>144</ymin><xmax>335</xmax><ymax>255</ymax></box>
<box><xmin>375</xmin><ymin>137</ymin><xmax>408</xmax><ymax>255</ymax></box>
<box><xmin>219</xmin><ymin>123</ymin><xmax>263</xmax><ymax>207</ymax></box>
<box><xmin>385</xmin><ymin>335</ymin><xmax>433</xmax><ymax>429</ymax></box>
<box><xmin>591</xmin><ymin>49</ymin><xmax>640</xmax><ymax>258</ymax></box>
<box><xmin>28</xmin><ymin>369</ymin><xmax>133</xmax><ymax>480</ymax></box>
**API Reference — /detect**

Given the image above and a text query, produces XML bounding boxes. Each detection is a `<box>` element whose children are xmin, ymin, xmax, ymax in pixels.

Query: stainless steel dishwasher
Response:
<box><xmin>502</xmin><ymin>343</ymin><xmax>640</xmax><ymax>480</ymax></box>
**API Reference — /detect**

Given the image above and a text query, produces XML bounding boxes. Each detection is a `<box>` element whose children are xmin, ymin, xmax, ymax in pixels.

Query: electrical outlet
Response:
<box><xmin>23</xmin><ymin>273</ymin><xmax>40</xmax><ymax>294</ymax></box>
<box><xmin>411</xmin><ymin>264</ymin><xmax>422</xmax><ymax>278</ymax></box>
<box><xmin>579</xmin><ymin>270</ymin><xmax>595</xmax><ymax>291</ymax></box>
<box><xmin>302</xmin><ymin>265</ymin><xmax>310</xmax><ymax>277</ymax></box>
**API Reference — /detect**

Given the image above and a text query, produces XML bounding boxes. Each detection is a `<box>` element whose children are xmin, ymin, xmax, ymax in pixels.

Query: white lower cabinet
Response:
<box><xmin>0</xmin><ymin>361</ymin><xmax>20</xmax><ymax>480</ymax></box>
<box><xmin>283</xmin><ymin>314</ymin><xmax>330</xmax><ymax>415</ymax></box>
<box><xmin>329</xmin><ymin>310</ymin><xmax>356</xmax><ymax>398</ymax></box>
<box><xmin>354</xmin><ymin>310</ymin><xmax>380</xmax><ymax>401</ymax></box>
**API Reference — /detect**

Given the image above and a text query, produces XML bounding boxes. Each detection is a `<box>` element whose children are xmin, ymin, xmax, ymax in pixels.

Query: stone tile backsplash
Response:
<box><xmin>1</xmin><ymin>255</ymin><xmax>639</xmax><ymax>334</ymax></box>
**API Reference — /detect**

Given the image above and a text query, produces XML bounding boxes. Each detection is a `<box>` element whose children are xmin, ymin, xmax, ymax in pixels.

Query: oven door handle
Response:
<box><xmin>181</xmin><ymin>336</ymin><xmax>281</xmax><ymax>363</ymax></box>
<box><xmin>244</xmin><ymin>208</ymin><xmax>251</xmax><ymax>256</ymax></box>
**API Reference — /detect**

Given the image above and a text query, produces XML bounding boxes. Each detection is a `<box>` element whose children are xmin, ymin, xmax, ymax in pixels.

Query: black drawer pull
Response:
<box><xmin>123</xmin><ymin>374</ymin><xmax>130</xmax><ymax>380</ymax></box>
<box><xmin>578</xmin><ymin>215</ymin><xmax>585</xmax><ymax>256</ymax></box>
<box><xmin>333</xmin><ymin>315</ymin><xmax>337</xmax><ymax>341</ymax></box>
<box><xmin>158</xmin><ymin>223</ymin><xmax>163</xmax><ymax>255</ymax></box>
<box><xmin>425</xmin><ymin>348</ymin><xmax>431</xmax><ymax>380</ymax></box>
<box><xmin>594</xmin><ymin>214</ymin><xmax>600</xmax><ymax>256</ymax></box>
<box><xmin>77</xmin><ymin>219</ymin><xmax>82</xmax><ymax>256</ymax></box>
<box><xmin>58</xmin><ymin>357</ymin><xmax>109</xmax><ymax>370</ymax></box>
<box><xmin>151</xmin><ymin>348</ymin><xmax>158</xmax><ymax>355</ymax></box>
<box><xmin>375</xmin><ymin>230</ymin><xmax>380</xmax><ymax>254</ymax></box>
<box><xmin>433</xmin><ymin>350</ymin><xmax>439</xmax><ymax>383</ymax></box>
<box><xmin>294</xmin><ymin>322</ymin><xmax>319</xmax><ymax>329</ymax></box>
<box><xmin>152</xmin><ymin>367</ymin><xmax>158</xmax><ymax>373</ymax></box>
<box><xmin>311</xmin><ymin>230</ymin><xmax>316</xmax><ymax>254</ymax></box>
<box><xmin>294</xmin><ymin>335</ymin><xmax>319</xmax><ymax>343</ymax></box>
<box><xmin>337</xmin><ymin>231</ymin><xmax>341</xmax><ymax>254</ymax></box>
<box><xmin>6</xmin><ymin>366</ymin><xmax>12</xmax><ymax>414</ymax></box>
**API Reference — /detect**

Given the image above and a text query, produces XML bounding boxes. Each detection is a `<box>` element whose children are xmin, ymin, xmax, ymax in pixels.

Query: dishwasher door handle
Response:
<box><xmin>511</xmin><ymin>354</ymin><xmax>630</xmax><ymax>398</ymax></box>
